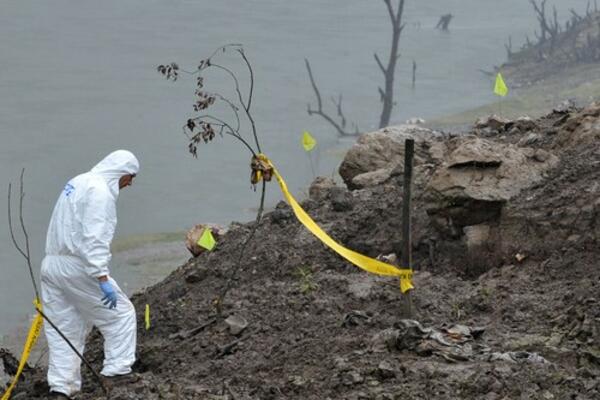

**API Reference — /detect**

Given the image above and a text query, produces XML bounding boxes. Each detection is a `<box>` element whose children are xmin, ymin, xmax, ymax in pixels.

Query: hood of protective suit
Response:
<box><xmin>90</xmin><ymin>150</ymin><xmax>139</xmax><ymax>198</ymax></box>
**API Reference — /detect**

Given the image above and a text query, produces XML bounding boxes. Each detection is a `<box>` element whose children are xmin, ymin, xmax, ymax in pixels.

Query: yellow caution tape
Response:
<box><xmin>145</xmin><ymin>304</ymin><xmax>151</xmax><ymax>331</ymax></box>
<box><xmin>1</xmin><ymin>299</ymin><xmax>44</xmax><ymax>400</ymax></box>
<box><xmin>256</xmin><ymin>154</ymin><xmax>414</xmax><ymax>293</ymax></box>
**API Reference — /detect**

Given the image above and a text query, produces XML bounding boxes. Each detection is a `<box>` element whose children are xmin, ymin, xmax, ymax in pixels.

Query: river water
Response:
<box><xmin>0</xmin><ymin>0</ymin><xmax>591</xmax><ymax>346</ymax></box>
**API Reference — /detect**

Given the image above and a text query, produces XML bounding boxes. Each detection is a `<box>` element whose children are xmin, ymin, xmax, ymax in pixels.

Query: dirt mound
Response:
<box><xmin>9</xmin><ymin>105</ymin><xmax>600</xmax><ymax>399</ymax></box>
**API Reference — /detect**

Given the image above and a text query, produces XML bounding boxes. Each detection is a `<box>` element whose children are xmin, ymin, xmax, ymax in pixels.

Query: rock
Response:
<box><xmin>0</xmin><ymin>362</ymin><xmax>9</xmax><ymax>391</ymax></box>
<box><xmin>185</xmin><ymin>268</ymin><xmax>208</xmax><ymax>284</ymax></box>
<box><xmin>225</xmin><ymin>315</ymin><xmax>248</xmax><ymax>336</ymax></box>
<box><xmin>370</xmin><ymin>329</ymin><xmax>400</xmax><ymax>352</ymax></box>
<box><xmin>556</xmin><ymin>102</ymin><xmax>600</xmax><ymax>148</ymax></box>
<box><xmin>533</xmin><ymin>149</ymin><xmax>551</xmax><ymax>162</ymax></box>
<box><xmin>288</xmin><ymin>375</ymin><xmax>307</xmax><ymax>387</ymax></box>
<box><xmin>185</xmin><ymin>224</ymin><xmax>227</xmax><ymax>257</ymax></box>
<box><xmin>424</xmin><ymin>137</ymin><xmax>559</xmax><ymax>230</ymax></box>
<box><xmin>463</xmin><ymin>224</ymin><xmax>491</xmax><ymax>250</ymax></box>
<box><xmin>342</xmin><ymin>371</ymin><xmax>364</xmax><ymax>386</ymax></box>
<box><xmin>351</xmin><ymin>168</ymin><xmax>393</xmax><ymax>190</ymax></box>
<box><xmin>511</xmin><ymin>116</ymin><xmax>538</xmax><ymax>132</ymax></box>
<box><xmin>333</xmin><ymin>357</ymin><xmax>351</xmax><ymax>371</ymax></box>
<box><xmin>553</xmin><ymin>99</ymin><xmax>577</xmax><ymax>113</ymax></box>
<box><xmin>405</xmin><ymin>117</ymin><xmax>426</xmax><ymax>125</ymax></box>
<box><xmin>347</xmin><ymin>277</ymin><xmax>375</xmax><ymax>299</ymax></box>
<box><xmin>330</xmin><ymin>187</ymin><xmax>354</xmax><ymax>211</ymax></box>
<box><xmin>475</xmin><ymin>115</ymin><xmax>509</xmax><ymax>131</ymax></box>
<box><xmin>309</xmin><ymin>176</ymin><xmax>337</xmax><ymax>201</ymax></box>
<box><xmin>183</xmin><ymin>385</ymin><xmax>210</xmax><ymax>395</ymax></box>
<box><xmin>518</xmin><ymin>133</ymin><xmax>541</xmax><ymax>146</ymax></box>
<box><xmin>342</xmin><ymin>310</ymin><xmax>371</xmax><ymax>327</ymax></box>
<box><xmin>270</xmin><ymin>206</ymin><xmax>292</xmax><ymax>226</ymax></box>
<box><xmin>542</xmin><ymin>390</ymin><xmax>555</xmax><ymax>399</ymax></box>
<box><xmin>375</xmin><ymin>361</ymin><xmax>396</xmax><ymax>380</ymax></box>
<box><xmin>339</xmin><ymin>125</ymin><xmax>439</xmax><ymax>188</ymax></box>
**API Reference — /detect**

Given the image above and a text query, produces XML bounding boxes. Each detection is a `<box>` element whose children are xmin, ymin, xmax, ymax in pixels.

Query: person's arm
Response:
<box><xmin>77</xmin><ymin>184</ymin><xmax>117</xmax><ymax>279</ymax></box>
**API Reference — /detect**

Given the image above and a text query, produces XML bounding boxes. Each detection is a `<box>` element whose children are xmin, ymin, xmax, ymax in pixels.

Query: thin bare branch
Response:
<box><xmin>383</xmin><ymin>0</ymin><xmax>396</xmax><ymax>25</ymax></box>
<box><xmin>188</xmin><ymin>115</ymin><xmax>256</xmax><ymax>156</ymax></box>
<box><xmin>396</xmin><ymin>0</ymin><xmax>405</xmax><ymax>22</ymax></box>
<box><xmin>18</xmin><ymin>169</ymin><xmax>38</xmax><ymax>299</ymax></box>
<box><xmin>236</xmin><ymin>49</ymin><xmax>261</xmax><ymax>153</ymax></box>
<box><xmin>305</xmin><ymin>58</ymin><xmax>356</xmax><ymax>136</ymax></box>
<box><xmin>331</xmin><ymin>94</ymin><xmax>347</xmax><ymax>129</ymax></box>
<box><xmin>374</xmin><ymin>53</ymin><xmax>386</xmax><ymax>74</ymax></box>
<box><xmin>7</xmin><ymin>183</ymin><xmax>28</xmax><ymax>260</ymax></box>
<box><xmin>305</xmin><ymin>59</ymin><xmax>323</xmax><ymax>110</ymax></box>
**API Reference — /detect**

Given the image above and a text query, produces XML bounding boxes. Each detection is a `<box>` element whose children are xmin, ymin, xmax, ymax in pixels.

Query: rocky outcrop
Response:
<box><xmin>423</xmin><ymin>136</ymin><xmax>558</xmax><ymax>235</ymax></box>
<box><xmin>338</xmin><ymin>124</ymin><xmax>441</xmax><ymax>189</ymax></box>
<box><xmin>0</xmin><ymin>349</ymin><xmax>18</xmax><ymax>391</ymax></box>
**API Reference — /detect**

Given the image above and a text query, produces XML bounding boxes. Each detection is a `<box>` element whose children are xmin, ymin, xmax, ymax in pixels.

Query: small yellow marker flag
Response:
<box><xmin>302</xmin><ymin>131</ymin><xmax>317</xmax><ymax>152</ymax></box>
<box><xmin>494</xmin><ymin>73</ymin><xmax>508</xmax><ymax>97</ymax></box>
<box><xmin>197</xmin><ymin>228</ymin><xmax>216</xmax><ymax>251</ymax></box>
<box><xmin>145</xmin><ymin>304</ymin><xmax>150</xmax><ymax>330</ymax></box>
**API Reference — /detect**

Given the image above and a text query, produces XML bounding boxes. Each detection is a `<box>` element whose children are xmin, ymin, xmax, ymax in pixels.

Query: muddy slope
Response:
<box><xmin>6</xmin><ymin>105</ymin><xmax>600</xmax><ymax>399</ymax></box>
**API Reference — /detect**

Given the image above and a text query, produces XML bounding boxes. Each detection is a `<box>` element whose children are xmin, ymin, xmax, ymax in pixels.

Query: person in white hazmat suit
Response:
<box><xmin>41</xmin><ymin>150</ymin><xmax>139</xmax><ymax>399</ymax></box>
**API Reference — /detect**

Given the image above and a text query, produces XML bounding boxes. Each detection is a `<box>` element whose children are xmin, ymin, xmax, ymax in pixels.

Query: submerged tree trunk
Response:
<box><xmin>377</xmin><ymin>0</ymin><xmax>406</xmax><ymax>129</ymax></box>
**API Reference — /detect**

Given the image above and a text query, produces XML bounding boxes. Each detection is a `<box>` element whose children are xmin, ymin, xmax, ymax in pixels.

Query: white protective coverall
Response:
<box><xmin>41</xmin><ymin>150</ymin><xmax>139</xmax><ymax>396</ymax></box>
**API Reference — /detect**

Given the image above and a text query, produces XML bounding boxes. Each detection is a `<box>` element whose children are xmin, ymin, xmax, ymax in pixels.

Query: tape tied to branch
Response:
<box><xmin>253</xmin><ymin>154</ymin><xmax>414</xmax><ymax>293</ymax></box>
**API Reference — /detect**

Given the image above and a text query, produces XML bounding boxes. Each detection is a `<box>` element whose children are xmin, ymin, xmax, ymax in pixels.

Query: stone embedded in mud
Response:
<box><xmin>309</xmin><ymin>176</ymin><xmax>337</xmax><ymax>201</ymax></box>
<box><xmin>342</xmin><ymin>371</ymin><xmax>364</xmax><ymax>386</ymax></box>
<box><xmin>330</xmin><ymin>187</ymin><xmax>354</xmax><ymax>211</ymax></box>
<box><xmin>333</xmin><ymin>357</ymin><xmax>351</xmax><ymax>371</ymax></box>
<box><xmin>225</xmin><ymin>314</ymin><xmax>248</xmax><ymax>335</ymax></box>
<box><xmin>475</xmin><ymin>114</ymin><xmax>510</xmax><ymax>132</ymax></box>
<box><xmin>0</xmin><ymin>362</ymin><xmax>9</xmax><ymax>391</ymax></box>
<box><xmin>1</xmin><ymin>349</ymin><xmax>18</xmax><ymax>389</ymax></box>
<box><xmin>184</xmin><ymin>268</ymin><xmax>208</xmax><ymax>284</ymax></box>
<box><xmin>185</xmin><ymin>224</ymin><xmax>227</xmax><ymax>257</ymax></box>
<box><xmin>375</xmin><ymin>360</ymin><xmax>396</xmax><ymax>380</ymax></box>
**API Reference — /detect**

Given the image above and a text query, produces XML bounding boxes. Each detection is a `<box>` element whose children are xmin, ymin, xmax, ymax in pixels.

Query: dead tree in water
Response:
<box><xmin>376</xmin><ymin>0</ymin><xmax>406</xmax><ymax>129</ymax></box>
<box><xmin>305</xmin><ymin>0</ymin><xmax>407</xmax><ymax>135</ymax></box>
<box><xmin>305</xmin><ymin>59</ymin><xmax>358</xmax><ymax>136</ymax></box>
<box><xmin>530</xmin><ymin>0</ymin><xmax>561</xmax><ymax>52</ymax></box>
<box><xmin>435</xmin><ymin>14</ymin><xmax>453</xmax><ymax>31</ymax></box>
<box><xmin>505</xmin><ymin>36</ymin><xmax>513</xmax><ymax>60</ymax></box>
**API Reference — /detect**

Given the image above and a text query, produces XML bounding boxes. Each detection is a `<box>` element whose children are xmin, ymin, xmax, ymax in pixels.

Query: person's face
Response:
<box><xmin>118</xmin><ymin>174</ymin><xmax>136</xmax><ymax>190</ymax></box>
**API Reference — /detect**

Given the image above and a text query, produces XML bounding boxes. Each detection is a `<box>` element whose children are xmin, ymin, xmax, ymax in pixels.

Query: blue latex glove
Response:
<box><xmin>99</xmin><ymin>281</ymin><xmax>117</xmax><ymax>309</ymax></box>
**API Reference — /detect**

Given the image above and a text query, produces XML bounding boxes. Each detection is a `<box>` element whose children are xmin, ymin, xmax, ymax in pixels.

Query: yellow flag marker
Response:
<box><xmin>494</xmin><ymin>73</ymin><xmax>508</xmax><ymax>97</ymax></box>
<box><xmin>302</xmin><ymin>131</ymin><xmax>317</xmax><ymax>152</ymax></box>
<box><xmin>197</xmin><ymin>228</ymin><xmax>216</xmax><ymax>251</ymax></box>
<box><xmin>145</xmin><ymin>304</ymin><xmax>150</xmax><ymax>330</ymax></box>
<box><xmin>2</xmin><ymin>300</ymin><xmax>44</xmax><ymax>400</ymax></box>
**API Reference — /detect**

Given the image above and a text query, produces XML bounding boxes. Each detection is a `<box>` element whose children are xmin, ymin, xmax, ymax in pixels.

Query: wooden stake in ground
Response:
<box><xmin>401</xmin><ymin>139</ymin><xmax>414</xmax><ymax>318</ymax></box>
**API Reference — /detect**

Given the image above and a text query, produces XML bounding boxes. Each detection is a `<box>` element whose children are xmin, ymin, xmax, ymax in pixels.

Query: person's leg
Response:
<box><xmin>41</xmin><ymin>258</ymin><xmax>90</xmax><ymax>397</ymax></box>
<box><xmin>96</xmin><ymin>277</ymin><xmax>137</xmax><ymax>376</ymax></box>
<box><xmin>56</xmin><ymin>263</ymin><xmax>137</xmax><ymax>377</ymax></box>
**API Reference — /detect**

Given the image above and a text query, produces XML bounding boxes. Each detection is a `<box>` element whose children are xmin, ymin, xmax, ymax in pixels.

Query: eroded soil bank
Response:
<box><xmin>3</xmin><ymin>103</ymin><xmax>599</xmax><ymax>399</ymax></box>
